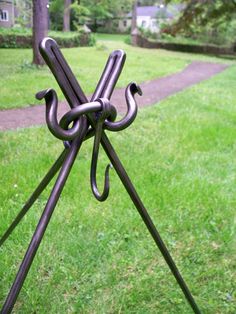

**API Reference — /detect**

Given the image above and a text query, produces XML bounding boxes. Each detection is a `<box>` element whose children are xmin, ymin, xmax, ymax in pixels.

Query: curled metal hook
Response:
<box><xmin>59</xmin><ymin>98</ymin><xmax>117</xmax><ymax>131</ymax></box>
<box><xmin>37</xmin><ymin>80</ymin><xmax>141</xmax><ymax>203</ymax></box>
<box><xmin>104</xmin><ymin>82</ymin><xmax>142</xmax><ymax>132</ymax></box>
<box><xmin>36</xmin><ymin>89</ymin><xmax>83</xmax><ymax>141</ymax></box>
<box><xmin>90</xmin><ymin>99</ymin><xmax>113</xmax><ymax>202</ymax></box>
<box><xmin>36</xmin><ymin>89</ymin><xmax>117</xmax><ymax>142</ymax></box>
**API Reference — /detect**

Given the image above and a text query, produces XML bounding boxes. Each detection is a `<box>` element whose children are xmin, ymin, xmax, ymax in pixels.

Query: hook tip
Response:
<box><xmin>137</xmin><ymin>85</ymin><xmax>143</xmax><ymax>96</ymax></box>
<box><xmin>35</xmin><ymin>88</ymin><xmax>54</xmax><ymax>101</ymax></box>
<box><xmin>130</xmin><ymin>82</ymin><xmax>143</xmax><ymax>96</ymax></box>
<box><xmin>35</xmin><ymin>90</ymin><xmax>47</xmax><ymax>100</ymax></box>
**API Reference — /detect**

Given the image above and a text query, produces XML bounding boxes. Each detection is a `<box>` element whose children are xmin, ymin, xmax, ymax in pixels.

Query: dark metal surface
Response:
<box><xmin>0</xmin><ymin>37</ymin><xmax>201</xmax><ymax>314</ymax></box>
<box><xmin>1</xmin><ymin>118</ymin><xmax>88</xmax><ymax>314</ymax></box>
<box><xmin>91</xmin><ymin>101</ymin><xmax>111</xmax><ymax>201</ymax></box>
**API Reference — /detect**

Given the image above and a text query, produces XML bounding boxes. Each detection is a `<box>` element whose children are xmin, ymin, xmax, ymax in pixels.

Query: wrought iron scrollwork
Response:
<box><xmin>36</xmin><ymin>82</ymin><xmax>141</xmax><ymax>202</ymax></box>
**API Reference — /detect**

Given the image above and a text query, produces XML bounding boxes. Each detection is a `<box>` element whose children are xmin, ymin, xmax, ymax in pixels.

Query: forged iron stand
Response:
<box><xmin>0</xmin><ymin>38</ymin><xmax>201</xmax><ymax>314</ymax></box>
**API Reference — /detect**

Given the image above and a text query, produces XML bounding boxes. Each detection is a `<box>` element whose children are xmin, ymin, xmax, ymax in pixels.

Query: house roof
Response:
<box><xmin>127</xmin><ymin>5</ymin><xmax>183</xmax><ymax>19</ymax></box>
<box><xmin>0</xmin><ymin>0</ymin><xmax>13</xmax><ymax>3</ymax></box>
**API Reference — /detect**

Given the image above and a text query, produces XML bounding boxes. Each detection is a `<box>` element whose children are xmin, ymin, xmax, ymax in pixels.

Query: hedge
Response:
<box><xmin>134</xmin><ymin>34</ymin><xmax>235</xmax><ymax>56</ymax></box>
<box><xmin>0</xmin><ymin>31</ymin><xmax>95</xmax><ymax>48</ymax></box>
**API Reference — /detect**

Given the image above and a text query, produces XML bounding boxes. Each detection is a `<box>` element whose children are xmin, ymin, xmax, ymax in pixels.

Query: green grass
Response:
<box><xmin>0</xmin><ymin>63</ymin><xmax>235</xmax><ymax>313</ymax></box>
<box><xmin>0</xmin><ymin>34</ymin><xmax>235</xmax><ymax>110</ymax></box>
<box><xmin>94</xmin><ymin>33</ymin><xmax>128</xmax><ymax>42</ymax></box>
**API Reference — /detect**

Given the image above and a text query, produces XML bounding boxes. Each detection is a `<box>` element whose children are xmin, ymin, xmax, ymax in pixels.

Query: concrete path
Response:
<box><xmin>0</xmin><ymin>61</ymin><xmax>228</xmax><ymax>131</ymax></box>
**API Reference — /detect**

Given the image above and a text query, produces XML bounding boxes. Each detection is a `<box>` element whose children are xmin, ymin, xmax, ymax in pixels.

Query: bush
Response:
<box><xmin>166</xmin><ymin>18</ymin><xmax>236</xmax><ymax>47</ymax></box>
<box><xmin>124</xmin><ymin>35</ymin><xmax>131</xmax><ymax>45</ymax></box>
<box><xmin>96</xmin><ymin>26</ymin><xmax>118</xmax><ymax>34</ymax></box>
<box><xmin>138</xmin><ymin>27</ymin><xmax>159</xmax><ymax>40</ymax></box>
<box><xmin>0</xmin><ymin>27</ymin><xmax>95</xmax><ymax>48</ymax></box>
<box><xmin>0</xmin><ymin>33</ymin><xmax>31</xmax><ymax>48</ymax></box>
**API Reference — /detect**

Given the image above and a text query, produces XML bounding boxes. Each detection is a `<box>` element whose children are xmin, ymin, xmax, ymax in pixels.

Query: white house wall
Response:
<box><xmin>137</xmin><ymin>16</ymin><xmax>158</xmax><ymax>32</ymax></box>
<box><xmin>118</xmin><ymin>18</ymin><xmax>132</xmax><ymax>33</ymax></box>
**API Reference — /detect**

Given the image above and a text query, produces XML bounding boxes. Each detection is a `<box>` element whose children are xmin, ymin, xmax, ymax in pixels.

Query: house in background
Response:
<box><xmin>119</xmin><ymin>4</ymin><xmax>182</xmax><ymax>33</ymax></box>
<box><xmin>0</xmin><ymin>0</ymin><xmax>33</xmax><ymax>29</ymax></box>
<box><xmin>0</xmin><ymin>0</ymin><xmax>14</xmax><ymax>28</ymax></box>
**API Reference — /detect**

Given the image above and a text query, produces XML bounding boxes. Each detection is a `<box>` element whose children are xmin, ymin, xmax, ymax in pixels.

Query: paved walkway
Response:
<box><xmin>0</xmin><ymin>61</ymin><xmax>228</xmax><ymax>131</ymax></box>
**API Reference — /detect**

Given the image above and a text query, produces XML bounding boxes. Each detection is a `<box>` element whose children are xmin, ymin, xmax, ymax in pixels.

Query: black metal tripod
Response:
<box><xmin>0</xmin><ymin>38</ymin><xmax>201</xmax><ymax>314</ymax></box>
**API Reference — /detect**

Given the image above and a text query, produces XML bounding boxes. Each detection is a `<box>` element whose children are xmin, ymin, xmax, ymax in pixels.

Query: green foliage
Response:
<box><xmin>140</xmin><ymin>26</ymin><xmax>235</xmax><ymax>48</ymax></box>
<box><xmin>70</xmin><ymin>2</ymin><xmax>91</xmax><ymax>29</ymax></box>
<box><xmin>77</xmin><ymin>0</ymin><xmax>118</xmax><ymax>31</ymax></box>
<box><xmin>88</xmin><ymin>33</ymin><xmax>96</xmax><ymax>46</ymax></box>
<box><xmin>49</xmin><ymin>0</ymin><xmax>133</xmax><ymax>31</ymax></box>
<box><xmin>124</xmin><ymin>35</ymin><xmax>132</xmax><ymax>45</ymax></box>
<box><xmin>0</xmin><ymin>28</ymin><xmax>32</xmax><ymax>48</ymax></box>
<box><xmin>0</xmin><ymin>28</ymin><xmax>94</xmax><ymax>49</ymax></box>
<box><xmin>0</xmin><ymin>27</ymin><xmax>31</xmax><ymax>35</ymax></box>
<box><xmin>20</xmin><ymin>60</ymin><xmax>41</xmax><ymax>71</ymax></box>
<box><xmin>164</xmin><ymin>0</ymin><xmax>236</xmax><ymax>45</ymax></box>
<box><xmin>14</xmin><ymin>0</ymin><xmax>32</xmax><ymax>28</ymax></box>
<box><xmin>49</xmin><ymin>0</ymin><xmax>64</xmax><ymax>31</ymax></box>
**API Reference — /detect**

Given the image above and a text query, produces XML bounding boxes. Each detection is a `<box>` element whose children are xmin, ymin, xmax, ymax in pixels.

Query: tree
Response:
<box><xmin>83</xmin><ymin>0</ymin><xmax>112</xmax><ymax>31</ymax></box>
<box><xmin>32</xmin><ymin>0</ymin><xmax>49</xmax><ymax>65</ymax></box>
<box><xmin>49</xmin><ymin>0</ymin><xmax>64</xmax><ymax>30</ymax></box>
<box><xmin>70</xmin><ymin>0</ymin><xmax>133</xmax><ymax>31</ymax></box>
<box><xmin>70</xmin><ymin>1</ymin><xmax>90</xmax><ymax>29</ymax></box>
<box><xmin>50</xmin><ymin>0</ymin><xmax>133</xmax><ymax>31</ymax></box>
<box><xmin>63</xmin><ymin>0</ymin><xmax>71</xmax><ymax>31</ymax></box>
<box><xmin>15</xmin><ymin>0</ymin><xmax>32</xmax><ymax>27</ymax></box>
<box><xmin>131</xmin><ymin>1</ymin><xmax>137</xmax><ymax>32</ymax></box>
<box><xmin>164</xmin><ymin>0</ymin><xmax>236</xmax><ymax>35</ymax></box>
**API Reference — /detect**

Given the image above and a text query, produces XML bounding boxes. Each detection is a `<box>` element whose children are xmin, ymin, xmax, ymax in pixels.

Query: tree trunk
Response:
<box><xmin>131</xmin><ymin>0</ymin><xmax>137</xmax><ymax>33</ymax></box>
<box><xmin>63</xmin><ymin>0</ymin><xmax>71</xmax><ymax>32</ymax></box>
<box><xmin>94</xmin><ymin>18</ymin><xmax>97</xmax><ymax>32</ymax></box>
<box><xmin>32</xmin><ymin>0</ymin><xmax>48</xmax><ymax>65</ymax></box>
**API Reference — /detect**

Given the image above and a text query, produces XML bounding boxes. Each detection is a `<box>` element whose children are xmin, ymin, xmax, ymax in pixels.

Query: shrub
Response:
<box><xmin>124</xmin><ymin>35</ymin><xmax>131</xmax><ymax>45</ymax></box>
<box><xmin>0</xmin><ymin>27</ymin><xmax>95</xmax><ymax>48</ymax></box>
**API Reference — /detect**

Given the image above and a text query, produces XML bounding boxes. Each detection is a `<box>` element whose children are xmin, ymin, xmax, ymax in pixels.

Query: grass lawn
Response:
<box><xmin>0</xmin><ymin>34</ymin><xmax>235</xmax><ymax>110</ymax></box>
<box><xmin>0</xmin><ymin>57</ymin><xmax>235</xmax><ymax>312</ymax></box>
<box><xmin>94</xmin><ymin>33</ymin><xmax>128</xmax><ymax>42</ymax></box>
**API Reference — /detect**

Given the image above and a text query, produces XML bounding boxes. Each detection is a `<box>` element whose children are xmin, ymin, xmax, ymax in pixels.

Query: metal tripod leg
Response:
<box><xmin>0</xmin><ymin>149</ymin><xmax>68</xmax><ymax>247</ymax></box>
<box><xmin>100</xmin><ymin>132</ymin><xmax>201</xmax><ymax>314</ymax></box>
<box><xmin>88</xmin><ymin>74</ymin><xmax>202</xmax><ymax>314</ymax></box>
<box><xmin>88</xmin><ymin>54</ymin><xmax>201</xmax><ymax>314</ymax></box>
<box><xmin>1</xmin><ymin>121</ymin><xmax>87</xmax><ymax>314</ymax></box>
